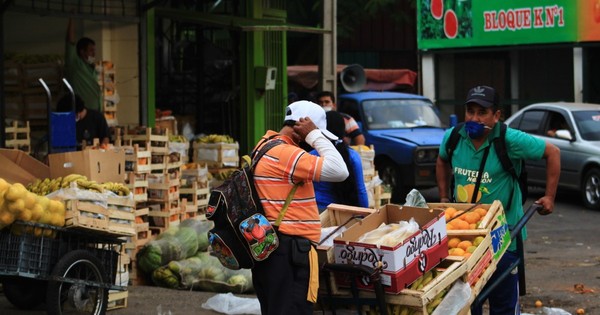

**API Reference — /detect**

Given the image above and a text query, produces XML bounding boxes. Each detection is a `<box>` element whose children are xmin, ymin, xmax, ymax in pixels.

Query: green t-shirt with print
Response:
<box><xmin>439</xmin><ymin>123</ymin><xmax>546</xmax><ymax>251</ymax></box>
<box><xmin>64</xmin><ymin>43</ymin><xmax>101</xmax><ymax>112</ymax></box>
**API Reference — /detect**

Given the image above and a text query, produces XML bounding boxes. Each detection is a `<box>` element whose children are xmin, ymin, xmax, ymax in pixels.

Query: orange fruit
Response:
<box><xmin>454</xmin><ymin>210</ymin><xmax>464</xmax><ymax>218</ymax></box>
<box><xmin>464</xmin><ymin>212</ymin><xmax>481</xmax><ymax>224</ymax></box>
<box><xmin>446</xmin><ymin>223</ymin><xmax>454</xmax><ymax>230</ymax></box>
<box><xmin>457</xmin><ymin>240</ymin><xmax>473</xmax><ymax>251</ymax></box>
<box><xmin>469</xmin><ymin>223</ymin><xmax>477</xmax><ymax>229</ymax></box>
<box><xmin>576</xmin><ymin>308</ymin><xmax>585</xmax><ymax>314</ymax></box>
<box><xmin>450</xmin><ymin>248</ymin><xmax>465</xmax><ymax>256</ymax></box>
<box><xmin>451</xmin><ymin>219</ymin><xmax>469</xmax><ymax>230</ymax></box>
<box><xmin>535</xmin><ymin>300</ymin><xmax>543</xmax><ymax>308</ymax></box>
<box><xmin>474</xmin><ymin>208</ymin><xmax>488</xmax><ymax>217</ymax></box>
<box><xmin>463</xmin><ymin>252</ymin><xmax>472</xmax><ymax>258</ymax></box>
<box><xmin>448</xmin><ymin>237</ymin><xmax>461</xmax><ymax>249</ymax></box>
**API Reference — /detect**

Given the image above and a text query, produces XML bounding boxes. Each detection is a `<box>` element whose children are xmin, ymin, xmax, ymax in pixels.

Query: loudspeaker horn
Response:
<box><xmin>340</xmin><ymin>64</ymin><xmax>366</xmax><ymax>93</ymax></box>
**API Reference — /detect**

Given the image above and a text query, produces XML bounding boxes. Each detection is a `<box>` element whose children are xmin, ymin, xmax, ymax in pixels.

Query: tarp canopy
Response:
<box><xmin>287</xmin><ymin>65</ymin><xmax>418</xmax><ymax>92</ymax></box>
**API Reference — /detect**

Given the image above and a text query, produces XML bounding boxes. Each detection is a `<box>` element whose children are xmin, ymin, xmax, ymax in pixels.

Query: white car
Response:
<box><xmin>505</xmin><ymin>102</ymin><xmax>600</xmax><ymax>210</ymax></box>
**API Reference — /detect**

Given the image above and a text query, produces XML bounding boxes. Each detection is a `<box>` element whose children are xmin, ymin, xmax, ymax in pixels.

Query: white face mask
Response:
<box><xmin>86</xmin><ymin>56</ymin><xmax>96</xmax><ymax>65</ymax></box>
<box><xmin>323</xmin><ymin>106</ymin><xmax>333</xmax><ymax>112</ymax></box>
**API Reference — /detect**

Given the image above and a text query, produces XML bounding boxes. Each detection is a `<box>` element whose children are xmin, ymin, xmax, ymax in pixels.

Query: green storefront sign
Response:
<box><xmin>417</xmin><ymin>0</ymin><xmax>594</xmax><ymax>50</ymax></box>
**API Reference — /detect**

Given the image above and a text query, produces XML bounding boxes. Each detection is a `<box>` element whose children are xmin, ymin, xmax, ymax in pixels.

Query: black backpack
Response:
<box><xmin>206</xmin><ymin>138</ymin><xmax>286</xmax><ymax>270</ymax></box>
<box><xmin>445</xmin><ymin>122</ymin><xmax>528</xmax><ymax>205</ymax></box>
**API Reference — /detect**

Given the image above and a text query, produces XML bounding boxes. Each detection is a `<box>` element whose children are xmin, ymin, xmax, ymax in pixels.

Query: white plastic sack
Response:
<box><xmin>366</xmin><ymin>175</ymin><xmax>383</xmax><ymax>208</ymax></box>
<box><xmin>541</xmin><ymin>307</ymin><xmax>572</xmax><ymax>315</ymax></box>
<box><xmin>404</xmin><ymin>189</ymin><xmax>428</xmax><ymax>208</ymax></box>
<box><xmin>201</xmin><ymin>293</ymin><xmax>261</xmax><ymax>315</ymax></box>
<box><xmin>431</xmin><ymin>279</ymin><xmax>471</xmax><ymax>315</ymax></box>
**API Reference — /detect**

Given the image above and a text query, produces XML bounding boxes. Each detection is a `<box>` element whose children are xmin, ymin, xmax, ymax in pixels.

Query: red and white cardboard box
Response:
<box><xmin>333</xmin><ymin>204</ymin><xmax>448</xmax><ymax>293</ymax></box>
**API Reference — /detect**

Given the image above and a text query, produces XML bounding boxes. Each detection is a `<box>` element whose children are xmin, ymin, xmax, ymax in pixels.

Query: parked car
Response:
<box><xmin>504</xmin><ymin>102</ymin><xmax>600</xmax><ymax>210</ymax></box>
<box><xmin>336</xmin><ymin>91</ymin><xmax>446</xmax><ymax>203</ymax></box>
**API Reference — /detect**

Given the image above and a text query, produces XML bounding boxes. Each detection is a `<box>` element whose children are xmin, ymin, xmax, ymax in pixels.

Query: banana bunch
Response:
<box><xmin>101</xmin><ymin>182</ymin><xmax>131</xmax><ymax>196</ymax></box>
<box><xmin>212</xmin><ymin>168</ymin><xmax>236</xmax><ymax>180</ymax></box>
<box><xmin>390</xmin><ymin>304</ymin><xmax>416</xmax><ymax>315</ymax></box>
<box><xmin>75</xmin><ymin>179</ymin><xmax>103</xmax><ymax>193</ymax></box>
<box><xmin>27</xmin><ymin>174</ymin><xmax>89</xmax><ymax>195</ymax></box>
<box><xmin>409</xmin><ymin>269</ymin><xmax>438</xmax><ymax>291</ymax></box>
<box><xmin>169</xmin><ymin>135</ymin><xmax>188</xmax><ymax>143</ymax></box>
<box><xmin>196</xmin><ymin>134</ymin><xmax>236</xmax><ymax>144</ymax></box>
<box><xmin>425</xmin><ymin>287</ymin><xmax>448</xmax><ymax>314</ymax></box>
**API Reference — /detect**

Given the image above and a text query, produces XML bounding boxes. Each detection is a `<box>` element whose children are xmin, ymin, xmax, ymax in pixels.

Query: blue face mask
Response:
<box><xmin>465</xmin><ymin>121</ymin><xmax>486</xmax><ymax>139</ymax></box>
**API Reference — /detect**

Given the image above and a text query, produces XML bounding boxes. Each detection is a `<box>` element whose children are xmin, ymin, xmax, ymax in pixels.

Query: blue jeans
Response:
<box><xmin>472</xmin><ymin>250</ymin><xmax>520</xmax><ymax>315</ymax></box>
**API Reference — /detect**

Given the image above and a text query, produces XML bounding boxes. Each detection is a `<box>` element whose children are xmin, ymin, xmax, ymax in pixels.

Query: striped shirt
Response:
<box><xmin>253</xmin><ymin>131</ymin><xmax>323</xmax><ymax>242</ymax></box>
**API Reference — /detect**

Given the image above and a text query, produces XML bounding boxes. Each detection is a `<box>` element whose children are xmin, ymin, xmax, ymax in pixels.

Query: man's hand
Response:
<box><xmin>293</xmin><ymin>117</ymin><xmax>318</xmax><ymax>141</ymax></box>
<box><xmin>534</xmin><ymin>196</ymin><xmax>554</xmax><ymax>215</ymax></box>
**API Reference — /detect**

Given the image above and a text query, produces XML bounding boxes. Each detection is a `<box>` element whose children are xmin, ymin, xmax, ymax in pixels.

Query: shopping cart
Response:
<box><xmin>0</xmin><ymin>220</ymin><xmax>125</xmax><ymax>314</ymax></box>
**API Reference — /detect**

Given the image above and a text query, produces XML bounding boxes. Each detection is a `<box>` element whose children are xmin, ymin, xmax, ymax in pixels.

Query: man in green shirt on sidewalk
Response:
<box><xmin>64</xmin><ymin>18</ymin><xmax>101</xmax><ymax>112</ymax></box>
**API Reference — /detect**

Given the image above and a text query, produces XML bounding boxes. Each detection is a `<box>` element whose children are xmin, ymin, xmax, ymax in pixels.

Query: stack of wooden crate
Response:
<box><xmin>123</xmin><ymin>127</ymin><xmax>182</xmax><ymax>236</ymax></box>
<box><xmin>97</xmin><ymin>60</ymin><xmax>119</xmax><ymax>127</ymax></box>
<box><xmin>351</xmin><ymin>145</ymin><xmax>390</xmax><ymax>208</ymax></box>
<box><xmin>180</xmin><ymin>162</ymin><xmax>210</xmax><ymax>219</ymax></box>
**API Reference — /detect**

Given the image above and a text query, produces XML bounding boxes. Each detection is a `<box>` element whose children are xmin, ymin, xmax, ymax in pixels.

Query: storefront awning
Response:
<box><xmin>287</xmin><ymin>65</ymin><xmax>418</xmax><ymax>91</ymax></box>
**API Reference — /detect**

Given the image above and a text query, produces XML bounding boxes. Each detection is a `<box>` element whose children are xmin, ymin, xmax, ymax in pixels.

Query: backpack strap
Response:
<box><xmin>446</xmin><ymin>122</ymin><xmax>464</xmax><ymax>165</ymax></box>
<box><xmin>492</xmin><ymin>123</ymin><xmax>519</xmax><ymax>180</ymax></box>
<box><xmin>250</xmin><ymin>136</ymin><xmax>284</xmax><ymax>169</ymax></box>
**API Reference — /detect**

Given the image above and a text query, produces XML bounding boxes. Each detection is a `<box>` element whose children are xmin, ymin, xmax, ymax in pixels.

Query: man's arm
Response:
<box><xmin>351</xmin><ymin>134</ymin><xmax>366</xmax><ymax>146</ymax></box>
<box><xmin>436</xmin><ymin>156</ymin><xmax>452</xmax><ymax>202</ymax></box>
<box><xmin>536</xmin><ymin>142</ymin><xmax>560</xmax><ymax>214</ymax></box>
<box><xmin>294</xmin><ymin>118</ymin><xmax>348</xmax><ymax>182</ymax></box>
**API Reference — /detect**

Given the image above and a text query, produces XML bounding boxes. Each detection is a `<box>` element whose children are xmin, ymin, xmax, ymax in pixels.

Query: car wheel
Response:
<box><xmin>582</xmin><ymin>168</ymin><xmax>600</xmax><ymax>210</ymax></box>
<box><xmin>378</xmin><ymin>160</ymin><xmax>407</xmax><ymax>204</ymax></box>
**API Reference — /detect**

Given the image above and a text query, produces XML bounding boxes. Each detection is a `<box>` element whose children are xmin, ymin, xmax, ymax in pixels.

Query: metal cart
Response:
<box><xmin>0</xmin><ymin>220</ymin><xmax>125</xmax><ymax>315</ymax></box>
<box><xmin>317</xmin><ymin>203</ymin><xmax>544</xmax><ymax>315</ymax></box>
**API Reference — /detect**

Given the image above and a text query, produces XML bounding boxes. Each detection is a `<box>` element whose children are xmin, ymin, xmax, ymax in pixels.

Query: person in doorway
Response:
<box><xmin>65</xmin><ymin>18</ymin><xmax>102</xmax><ymax>112</ymax></box>
<box><xmin>316</xmin><ymin>91</ymin><xmax>366</xmax><ymax>145</ymax></box>
<box><xmin>56</xmin><ymin>94</ymin><xmax>110</xmax><ymax>149</ymax></box>
<box><xmin>310</xmin><ymin>111</ymin><xmax>369</xmax><ymax>212</ymax></box>
<box><xmin>251</xmin><ymin>100</ymin><xmax>348</xmax><ymax>314</ymax></box>
<box><xmin>436</xmin><ymin>85</ymin><xmax>560</xmax><ymax>315</ymax></box>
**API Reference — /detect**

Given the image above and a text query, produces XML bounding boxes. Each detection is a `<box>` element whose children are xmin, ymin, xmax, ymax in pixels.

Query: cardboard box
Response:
<box><xmin>49</xmin><ymin>148</ymin><xmax>126</xmax><ymax>183</ymax></box>
<box><xmin>333</xmin><ymin>204</ymin><xmax>448</xmax><ymax>293</ymax></box>
<box><xmin>0</xmin><ymin>149</ymin><xmax>50</xmax><ymax>184</ymax></box>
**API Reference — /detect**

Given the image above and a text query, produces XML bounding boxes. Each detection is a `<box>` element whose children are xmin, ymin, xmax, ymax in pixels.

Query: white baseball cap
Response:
<box><xmin>284</xmin><ymin>100</ymin><xmax>338</xmax><ymax>140</ymax></box>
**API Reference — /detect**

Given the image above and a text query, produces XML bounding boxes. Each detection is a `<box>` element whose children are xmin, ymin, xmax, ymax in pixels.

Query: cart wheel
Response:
<box><xmin>1</xmin><ymin>277</ymin><xmax>47</xmax><ymax>309</ymax></box>
<box><xmin>46</xmin><ymin>250</ymin><xmax>109</xmax><ymax>315</ymax></box>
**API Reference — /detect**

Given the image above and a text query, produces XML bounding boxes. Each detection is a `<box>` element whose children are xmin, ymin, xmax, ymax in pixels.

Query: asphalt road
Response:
<box><xmin>1</xmin><ymin>187</ymin><xmax>599</xmax><ymax>315</ymax></box>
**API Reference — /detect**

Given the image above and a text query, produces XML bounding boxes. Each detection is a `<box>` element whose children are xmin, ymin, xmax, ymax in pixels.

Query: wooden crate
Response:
<box><xmin>5</xmin><ymin>120</ymin><xmax>31</xmax><ymax>153</ymax></box>
<box><xmin>108</xmin><ymin>209</ymin><xmax>136</xmax><ymax>237</ymax></box>
<box><xmin>180</xmin><ymin>181</ymin><xmax>210</xmax><ymax>212</ymax></box>
<box><xmin>124</xmin><ymin>143</ymin><xmax>152</xmax><ymax>174</ymax></box>
<box><xmin>65</xmin><ymin>200</ymin><xmax>110</xmax><ymax>233</ymax></box>
<box><xmin>193</xmin><ymin>142</ymin><xmax>239</xmax><ymax>168</ymax></box>
<box><xmin>123</xmin><ymin>127</ymin><xmax>169</xmax><ymax>154</ymax></box>
<box><xmin>384</xmin><ymin>258</ymin><xmax>468</xmax><ymax>315</ymax></box>
<box><xmin>107</xmin><ymin>290</ymin><xmax>128</xmax><ymax>310</ymax></box>
<box><xmin>351</xmin><ymin>144</ymin><xmax>375</xmax><ymax>177</ymax></box>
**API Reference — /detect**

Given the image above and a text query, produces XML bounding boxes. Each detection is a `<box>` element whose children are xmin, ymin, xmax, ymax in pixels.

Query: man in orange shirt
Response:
<box><xmin>252</xmin><ymin>101</ymin><xmax>349</xmax><ymax>315</ymax></box>
<box><xmin>316</xmin><ymin>91</ymin><xmax>366</xmax><ymax>145</ymax></box>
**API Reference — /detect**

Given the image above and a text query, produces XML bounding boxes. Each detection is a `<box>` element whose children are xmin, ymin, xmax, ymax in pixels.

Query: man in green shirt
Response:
<box><xmin>436</xmin><ymin>85</ymin><xmax>560</xmax><ymax>315</ymax></box>
<box><xmin>64</xmin><ymin>18</ymin><xmax>101</xmax><ymax>112</ymax></box>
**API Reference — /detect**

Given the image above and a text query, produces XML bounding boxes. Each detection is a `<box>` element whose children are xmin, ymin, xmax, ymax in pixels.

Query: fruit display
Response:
<box><xmin>0</xmin><ymin>178</ymin><xmax>66</xmax><ymax>234</ymax></box>
<box><xmin>195</xmin><ymin>134</ymin><xmax>236</xmax><ymax>144</ymax></box>
<box><xmin>447</xmin><ymin>235</ymin><xmax>485</xmax><ymax>258</ymax></box>
<box><xmin>444</xmin><ymin>206</ymin><xmax>488</xmax><ymax>230</ymax></box>
<box><xmin>26</xmin><ymin>174</ymin><xmax>131</xmax><ymax>196</ymax></box>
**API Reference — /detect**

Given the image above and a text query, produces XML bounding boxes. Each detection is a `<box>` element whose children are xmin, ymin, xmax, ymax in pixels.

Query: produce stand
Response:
<box><xmin>317</xmin><ymin>202</ymin><xmax>542</xmax><ymax>315</ymax></box>
<box><xmin>0</xmin><ymin>220</ymin><xmax>126</xmax><ymax>315</ymax></box>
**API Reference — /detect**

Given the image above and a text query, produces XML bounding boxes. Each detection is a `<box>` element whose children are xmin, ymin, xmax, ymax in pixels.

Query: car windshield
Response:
<box><xmin>573</xmin><ymin>110</ymin><xmax>600</xmax><ymax>141</ymax></box>
<box><xmin>362</xmin><ymin>99</ymin><xmax>442</xmax><ymax>130</ymax></box>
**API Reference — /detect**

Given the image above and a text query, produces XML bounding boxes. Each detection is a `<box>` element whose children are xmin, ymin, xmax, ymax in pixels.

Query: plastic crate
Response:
<box><xmin>0</xmin><ymin>222</ymin><xmax>60</xmax><ymax>277</ymax></box>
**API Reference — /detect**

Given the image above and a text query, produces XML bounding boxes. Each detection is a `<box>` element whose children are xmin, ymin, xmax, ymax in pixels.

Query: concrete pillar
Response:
<box><xmin>421</xmin><ymin>53</ymin><xmax>435</xmax><ymax>103</ymax></box>
<box><xmin>574</xmin><ymin>47</ymin><xmax>583</xmax><ymax>103</ymax></box>
<box><xmin>319</xmin><ymin>0</ymin><xmax>337</xmax><ymax>95</ymax></box>
<box><xmin>510</xmin><ymin>51</ymin><xmax>520</xmax><ymax>115</ymax></box>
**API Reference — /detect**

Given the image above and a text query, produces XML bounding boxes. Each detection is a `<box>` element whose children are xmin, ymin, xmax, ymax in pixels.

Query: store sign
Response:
<box><xmin>417</xmin><ymin>0</ymin><xmax>600</xmax><ymax>50</ymax></box>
